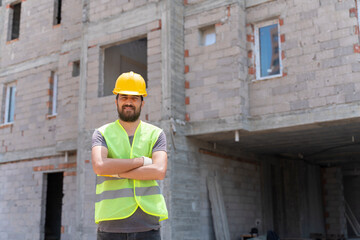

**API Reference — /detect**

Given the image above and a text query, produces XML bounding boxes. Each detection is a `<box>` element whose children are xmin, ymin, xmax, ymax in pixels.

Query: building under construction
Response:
<box><xmin>1</xmin><ymin>0</ymin><xmax>360</xmax><ymax>239</ymax></box>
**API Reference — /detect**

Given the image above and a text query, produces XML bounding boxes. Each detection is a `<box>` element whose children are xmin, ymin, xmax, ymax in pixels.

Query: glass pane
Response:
<box><xmin>8</xmin><ymin>86</ymin><xmax>16</xmax><ymax>122</ymax></box>
<box><xmin>259</xmin><ymin>24</ymin><xmax>280</xmax><ymax>78</ymax></box>
<box><xmin>204</xmin><ymin>32</ymin><xmax>216</xmax><ymax>46</ymax></box>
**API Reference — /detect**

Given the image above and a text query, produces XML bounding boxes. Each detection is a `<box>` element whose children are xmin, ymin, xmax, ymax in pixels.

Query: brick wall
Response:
<box><xmin>247</xmin><ymin>0</ymin><xmax>360</xmax><ymax>116</ymax></box>
<box><xmin>85</xmin><ymin>6</ymin><xmax>164</xmax><ymax>129</ymax></box>
<box><xmin>0</xmin><ymin>0</ymin><xmax>81</xmax><ymax>154</ymax></box>
<box><xmin>0</xmin><ymin>154</ymin><xmax>77</xmax><ymax>240</ymax></box>
<box><xmin>184</xmin><ymin>2</ymin><xmax>248</xmax><ymax>122</ymax></box>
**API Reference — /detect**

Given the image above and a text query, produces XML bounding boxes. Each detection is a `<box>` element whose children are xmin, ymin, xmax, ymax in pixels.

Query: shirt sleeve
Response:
<box><xmin>92</xmin><ymin>129</ymin><xmax>108</xmax><ymax>148</ymax></box>
<box><xmin>152</xmin><ymin>131</ymin><xmax>167</xmax><ymax>153</ymax></box>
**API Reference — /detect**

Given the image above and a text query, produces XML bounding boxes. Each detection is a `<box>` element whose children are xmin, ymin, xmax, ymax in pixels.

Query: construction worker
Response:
<box><xmin>91</xmin><ymin>71</ymin><xmax>168</xmax><ymax>240</ymax></box>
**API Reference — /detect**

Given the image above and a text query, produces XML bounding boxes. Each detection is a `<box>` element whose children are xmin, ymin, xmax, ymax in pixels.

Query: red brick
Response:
<box><xmin>185</xmin><ymin>113</ymin><xmax>190</xmax><ymax>121</ymax></box>
<box><xmin>145</xmin><ymin>114</ymin><xmax>149</xmax><ymax>120</ymax></box>
<box><xmin>58</xmin><ymin>162</ymin><xmax>77</xmax><ymax>169</ymax></box>
<box><xmin>184</xmin><ymin>49</ymin><xmax>189</xmax><ymax>57</ymax></box>
<box><xmin>247</xmin><ymin>50</ymin><xmax>252</xmax><ymax>58</ymax></box>
<box><xmin>85</xmin><ymin>160</ymin><xmax>90</xmax><ymax>164</ymax></box>
<box><xmin>355</xmin><ymin>25</ymin><xmax>359</xmax><ymax>35</ymax></box>
<box><xmin>280</xmin><ymin>34</ymin><xmax>285</xmax><ymax>43</ymax></box>
<box><xmin>185</xmin><ymin>97</ymin><xmax>190</xmax><ymax>105</ymax></box>
<box><xmin>281</xmin><ymin>51</ymin><xmax>285</xmax><ymax>60</ymax></box>
<box><xmin>227</xmin><ymin>5</ymin><xmax>231</xmax><ymax>17</ymax></box>
<box><xmin>185</xmin><ymin>81</ymin><xmax>190</xmax><ymax>89</ymax></box>
<box><xmin>64</xmin><ymin>171</ymin><xmax>77</xmax><ymax>176</ymax></box>
<box><xmin>88</xmin><ymin>45</ymin><xmax>97</xmax><ymax>49</ymax></box>
<box><xmin>349</xmin><ymin>8</ymin><xmax>357</xmax><ymax>18</ymax></box>
<box><xmin>354</xmin><ymin>44</ymin><xmax>360</xmax><ymax>53</ymax></box>
<box><xmin>61</xmin><ymin>226</ymin><xmax>65</xmax><ymax>234</ymax></box>
<box><xmin>279</xmin><ymin>18</ymin><xmax>284</xmax><ymax>26</ymax></box>
<box><xmin>282</xmin><ymin>72</ymin><xmax>287</xmax><ymax>77</ymax></box>
<box><xmin>184</xmin><ymin>65</ymin><xmax>189</xmax><ymax>73</ymax></box>
<box><xmin>248</xmin><ymin>67</ymin><xmax>255</xmax><ymax>75</ymax></box>
<box><xmin>247</xmin><ymin>34</ymin><xmax>254</xmax><ymax>43</ymax></box>
<box><xmin>215</xmin><ymin>22</ymin><xmax>222</xmax><ymax>27</ymax></box>
<box><xmin>184</xmin><ymin>0</ymin><xmax>188</xmax><ymax>5</ymax></box>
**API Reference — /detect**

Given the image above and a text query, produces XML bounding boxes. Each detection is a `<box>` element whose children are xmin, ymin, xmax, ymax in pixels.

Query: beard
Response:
<box><xmin>117</xmin><ymin>104</ymin><xmax>142</xmax><ymax>122</ymax></box>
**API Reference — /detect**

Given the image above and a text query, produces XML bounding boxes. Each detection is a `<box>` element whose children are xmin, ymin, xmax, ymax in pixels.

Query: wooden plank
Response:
<box><xmin>207</xmin><ymin>173</ymin><xmax>231</xmax><ymax>240</ymax></box>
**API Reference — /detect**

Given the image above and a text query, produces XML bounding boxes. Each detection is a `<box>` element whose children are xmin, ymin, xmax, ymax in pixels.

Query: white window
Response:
<box><xmin>255</xmin><ymin>19</ymin><xmax>282</xmax><ymax>80</ymax></box>
<box><xmin>4</xmin><ymin>83</ymin><xmax>16</xmax><ymax>124</ymax></box>
<box><xmin>49</xmin><ymin>72</ymin><xmax>58</xmax><ymax>115</ymax></box>
<box><xmin>200</xmin><ymin>25</ymin><xmax>216</xmax><ymax>46</ymax></box>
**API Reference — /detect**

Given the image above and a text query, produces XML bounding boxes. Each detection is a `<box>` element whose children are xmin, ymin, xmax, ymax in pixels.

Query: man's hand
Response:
<box><xmin>118</xmin><ymin>151</ymin><xmax>167</xmax><ymax>180</ymax></box>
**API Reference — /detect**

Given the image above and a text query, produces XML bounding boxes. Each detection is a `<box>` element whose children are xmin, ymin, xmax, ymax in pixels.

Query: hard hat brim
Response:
<box><xmin>113</xmin><ymin>90</ymin><xmax>147</xmax><ymax>97</ymax></box>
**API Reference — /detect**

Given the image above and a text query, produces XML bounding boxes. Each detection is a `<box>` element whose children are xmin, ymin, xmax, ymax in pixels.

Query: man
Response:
<box><xmin>91</xmin><ymin>71</ymin><xmax>168</xmax><ymax>240</ymax></box>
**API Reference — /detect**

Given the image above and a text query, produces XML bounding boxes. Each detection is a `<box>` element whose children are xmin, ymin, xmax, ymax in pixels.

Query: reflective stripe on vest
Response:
<box><xmin>95</xmin><ymin>120</ymin><xmax>168</xmax><ymax>223</ymax></box>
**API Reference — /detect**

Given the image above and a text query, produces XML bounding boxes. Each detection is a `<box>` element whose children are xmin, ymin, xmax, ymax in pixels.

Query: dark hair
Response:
<box><xmin>116</xmin><ymin>94</ymin><xmax>143</xmax><ymax>101</ymax></box>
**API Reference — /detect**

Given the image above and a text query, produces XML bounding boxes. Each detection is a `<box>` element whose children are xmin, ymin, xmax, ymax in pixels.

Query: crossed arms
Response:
<box><xmin>91</xmin><ymin>146</ymin><xmax>167</xmax><ymax>180</ymax></box>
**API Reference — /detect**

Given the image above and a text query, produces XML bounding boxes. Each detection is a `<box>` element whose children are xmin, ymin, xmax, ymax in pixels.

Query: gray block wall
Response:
<box><xmin>0</xmin><ymin>0</ymin><xmax>359</xmax><ymax>239</ymax></box>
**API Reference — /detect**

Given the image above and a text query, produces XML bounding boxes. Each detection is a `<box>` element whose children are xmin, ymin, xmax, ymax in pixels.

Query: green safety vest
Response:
<box><xmin>95</xmin><ymin>120</ymin><xmax>168</xmax><ymax>224</ymax></box>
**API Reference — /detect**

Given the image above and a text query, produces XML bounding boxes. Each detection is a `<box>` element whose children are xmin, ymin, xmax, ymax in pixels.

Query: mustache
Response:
<box><xmin>122</xmin><ymin>104</ymin><xmax>135</xmax><ymax>110</ymax></box>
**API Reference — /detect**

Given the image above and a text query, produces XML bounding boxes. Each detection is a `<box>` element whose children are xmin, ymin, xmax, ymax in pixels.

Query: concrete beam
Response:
<box><xmin>56</xmin><ymin>139</ymin><xmax>78</xmax><ymax>152</ymax></box>
<box><xmin>186</xmin><ymin>102</ymin><xmax>360</xmax><ymax>136</ymax></box>
<box><xmin>0</xmin><ymin>146</ymin><xmax>61</xmax><ymax>163</ymax></box>
<box><xmin>0</xmin><ymin>53</ymin><xmax>59</xmax><ymax>77</ymax></box>
<box><xmin>245</xmin><ymin>0</ymin><xmax>275</xmax><ymax>8</ymax></box>
<box><xmin>87</xmin><ymin>3</ymin><xmax>161</xmax><ymax>42</ymax></box>
<box><xmin>185</xmin><ymin>0</ymin><xmax>238</xmax><ymax>17</ymax></box>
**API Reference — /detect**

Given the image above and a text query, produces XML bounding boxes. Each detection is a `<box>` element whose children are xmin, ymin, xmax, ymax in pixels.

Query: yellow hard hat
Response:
<box><xmin>113</xmin><ymin>71</ymin><xmax>147</xmax><ymax>97</ymax></box>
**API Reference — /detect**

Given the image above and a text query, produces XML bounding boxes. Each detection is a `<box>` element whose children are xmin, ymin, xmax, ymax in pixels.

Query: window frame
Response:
<box><xmin>50</xmin><ymin>72</ymin><xmax>58</xmax><ymax>116</ymax></box>
<box><xmin>4</xmin><ymin>83</ymin><xmax>16</xmax><ymax>124</ymax></box>
<box><xmin>8</xmin><ymin>1</ymin><xmax>21</xmax><ymax>41</ymax></box>
<box><xmin>254</xmin><ymin>19</ymin><xmax>282</xmax><ymax>81</ymax></box>
<box><xmin>53</xmin><ymin>0</ymin><xmax>62</xmax><ymax>25</ymax></box>
<box><xmin>199</xmin><ymin>25</ymin><xmax>216</xmax><ymax>46</ymax></box>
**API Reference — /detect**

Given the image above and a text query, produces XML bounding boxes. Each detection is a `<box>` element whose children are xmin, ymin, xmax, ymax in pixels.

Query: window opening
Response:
<box><xmin>9</xmin><ymin>2</ymin><xmax>21</xmax><ymax>40</ymax></box>
<box><xmin>49</xmin><ymin>72</ymin><xmax>58</xmax><ymax>115</ymax></box>
<box><xmin>44</xmin><ymin>172</ymin><xmax>64</xmax><ymax>240</ymax></box>
<box><xmin>4</xmin><ymin>84</ymin><xmax>16</xmax><ymax>124</ymax></box>
<box><xmin>199</xmin><ymin>25</ymin><xmax>216</xmax><ymax>46</ymax></box>
<box><xmin>72</xmin><ymin>61</ymin><xmax>80</xmax><ymax>77</ymax></box>
<box><xmin>53</xmin><ymin>0</ymin><xmax>62</xmax><ymax>25</ymax></box>
<box><xmin>101</xmin><ymin>38</ymin><xmax>147</xmax><ymax>97</ymax></box>
<box><xmin>255</xmin><ymin>20</ymin><xmax>282</xmax><ymax>80</ymax></box>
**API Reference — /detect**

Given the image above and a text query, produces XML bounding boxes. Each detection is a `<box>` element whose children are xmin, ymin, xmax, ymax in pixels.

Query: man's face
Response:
<box><xmin>116</xmin><ymin>94</ymin><xmax>144</xmax><ymax>122</ymax></box>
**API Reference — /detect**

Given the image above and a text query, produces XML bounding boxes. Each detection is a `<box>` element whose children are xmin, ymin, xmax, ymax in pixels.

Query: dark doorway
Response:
<box><xmin>44</xmin><ymin>172</ymin><xmax>64</xmax><ymax>240</ymax></box>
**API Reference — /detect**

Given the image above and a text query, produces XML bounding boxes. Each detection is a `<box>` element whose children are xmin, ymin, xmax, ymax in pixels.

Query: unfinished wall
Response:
<box><xmin>343</xmin><ymin>166</ymin><xmax>360</xmax><ymax>237</ymax></box>
<box><xmin>247</xmin><ymin>0</ymin><xmax>360</xmax><ymax>116</ymax></box>
<box><xmin>169</xmin><ymin>137</ymin><xmax>262</xmax><ymax>240</ymax></box>
<box><xmin>322</xmin><ymin>167</ymin><xmax>347</xmax><ymax>236</ymax></box>
<box><xmin>0</xmin><ymin>154</ymin><xmax>77</xmax><ymax>240</ymax></box>
<box><xmin>184</xmin><ymin>1</ymin><xmax>248</xmax><ymax>122</ymax></box>
<box><xmin>84</xmin><ymin>3</ymin><xmax>164</xmax><ymax>129</ymax></box>
<box><xmin>0</xmin><ymin>0</ymin><xmax>81</xmax><ymax>156</ymax></box>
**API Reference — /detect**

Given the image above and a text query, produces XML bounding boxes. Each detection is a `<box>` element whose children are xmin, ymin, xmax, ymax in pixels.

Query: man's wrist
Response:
<box><xmin>142</xmin><ymin>156</ymin><xmax>152</xmax><ymax>166</ymax></box>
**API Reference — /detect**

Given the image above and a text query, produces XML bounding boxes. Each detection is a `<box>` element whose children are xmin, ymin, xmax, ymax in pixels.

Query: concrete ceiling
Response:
<box><xmin>190</xmin><ymin>119</ymin><xmax>360</xmax><ymax>166</ymax></box>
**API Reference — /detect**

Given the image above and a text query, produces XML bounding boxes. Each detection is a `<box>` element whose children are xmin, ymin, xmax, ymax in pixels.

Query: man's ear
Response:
<box><xmin>141</xmin><ymin>100</ymin><xmax>145</xmax><ymax>108</ymax></box>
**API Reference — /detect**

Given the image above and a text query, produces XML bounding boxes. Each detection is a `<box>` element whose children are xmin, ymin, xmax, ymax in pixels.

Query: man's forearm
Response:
<box><xmin>95</xmin><ymin>157</ymin><xmax>143</xmax><ymax>175</ymax></box>
<box><xmin>118</xmin><ymin>164</ymin><xmax>166</xmax><ymax>180</ymax></box>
